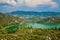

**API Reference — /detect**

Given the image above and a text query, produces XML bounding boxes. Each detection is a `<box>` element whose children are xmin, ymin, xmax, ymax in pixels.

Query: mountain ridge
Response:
<box><xmin>8</xmin><ymin>11</ymin><xmax>60</xmax><ymax>17</ymax></box>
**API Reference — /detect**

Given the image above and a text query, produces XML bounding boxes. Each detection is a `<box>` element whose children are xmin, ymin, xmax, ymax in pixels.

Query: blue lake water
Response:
<box><xmin>5</xmin><ymin>23</ymin><xmax>60</xmax><ymax>31</ymax></box>
<box><xmin>25</xmin><ymin>23</ymin><xmax>60</xmax><ymax>29</ymax></box>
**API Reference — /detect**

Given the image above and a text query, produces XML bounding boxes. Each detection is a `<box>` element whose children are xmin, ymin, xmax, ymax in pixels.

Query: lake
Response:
<box><xmin>26</xmin><ymin>23</ymin><xmax>60</xmax><ymax>29</ymax></box>
<box><xmin>5</xmin><ymin>23</ymin><xmax>60</xmax><ymax>31</ymax></box>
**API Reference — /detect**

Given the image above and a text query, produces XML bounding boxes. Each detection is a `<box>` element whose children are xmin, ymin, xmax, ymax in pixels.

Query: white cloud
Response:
<box><xmin>0</xmin><ymin>0</ymin><xmax>58</xmax><ymax>8</ymax></box>
<box><xmin>50</xmin><ymin>2</ymin><xmax>58</xmax><ymax>8</ymax></box>
<box><xmin>0</xmin><ymin>0</ymin><xmax>16</xmax><ymax>5</ymax></box>
<box><xmin>16</xmin><ymin>0</ymin><xmax>23</xmax><ymax>5</ymax></box>
<box><xmin>25</xmin><ymin>0</ymin><xmax>58</xmax><ymax>8</ymax></box>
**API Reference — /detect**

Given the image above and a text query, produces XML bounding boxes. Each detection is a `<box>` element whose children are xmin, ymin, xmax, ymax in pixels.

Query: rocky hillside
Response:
<box><xmin>0</xmin><ymin>13</ymin><xmax>25</xmax><ymax>28</ymax></box>
<box><xmin>36</xmin><ymin>17</ymin><xmax>60</xmax><ymax>24</ymax></box>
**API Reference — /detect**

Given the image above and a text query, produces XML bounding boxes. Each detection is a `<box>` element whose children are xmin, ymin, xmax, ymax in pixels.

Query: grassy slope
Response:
<box><xmin>0</xmin><ymin>28</ymin><xmax>60</xmax><ymax>40</ymax></box>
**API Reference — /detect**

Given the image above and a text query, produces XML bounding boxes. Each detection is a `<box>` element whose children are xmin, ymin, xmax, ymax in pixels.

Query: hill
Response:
<box><xmin>35</xmin><ymin>17</ymin><xmax>60</xmax><ymax>24</ymax></box>
<box><xmin>0</xmin><ymin>13</ymin><xmax>24</xmax><ymax>29</ymax></box>
<box><xmin>7</xmin><ymin>11</ymin><xmax>60</xmax><ymax>24</ymax></box>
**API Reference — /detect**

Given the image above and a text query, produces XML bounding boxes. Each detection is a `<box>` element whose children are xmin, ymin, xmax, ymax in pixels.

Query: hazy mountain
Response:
<box><xmin>9</xmin><ymin>11</ymin><xmax>60</xmax><ymax>17</ymax></box>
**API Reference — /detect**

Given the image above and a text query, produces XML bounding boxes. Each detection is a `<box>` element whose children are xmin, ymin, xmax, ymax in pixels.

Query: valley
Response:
<box><xmin>0</xmin><ymin>12</ymin><xmax>60</xmax><ymax>40</ymax></box>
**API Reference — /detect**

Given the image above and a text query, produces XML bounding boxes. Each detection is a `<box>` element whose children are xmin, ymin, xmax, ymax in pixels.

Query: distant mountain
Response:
<box><xmin>9</xmin><ymin>11</ymin><xmax>60</xmax><ymax>17</ymax></box>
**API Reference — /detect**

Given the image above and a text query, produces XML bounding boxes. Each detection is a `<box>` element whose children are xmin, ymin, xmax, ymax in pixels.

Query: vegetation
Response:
<box><xmin>0</xmin><ymin>27</ymin><xmax>60</xmax><ymax>40</ymax></box>
<box><xmin>0</xmin><ymin>13</ymin><xmax>27</xmax><ymax>29</ymax></box>
<box><xmin>0</xmin><ymin>13</ymin><xmax>60</xmax><ymax>40</ymax></box>
<box><xmin>32</xmin><ymin>17</ymin><xmax>60</xmax><ymax>24</ymax></box>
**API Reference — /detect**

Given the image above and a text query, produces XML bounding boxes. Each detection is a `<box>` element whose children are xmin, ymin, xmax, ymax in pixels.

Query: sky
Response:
<box><xmin>0</xmin><ymin>0</ymin><xmax>60</xmax><ymax>13</ymax></box>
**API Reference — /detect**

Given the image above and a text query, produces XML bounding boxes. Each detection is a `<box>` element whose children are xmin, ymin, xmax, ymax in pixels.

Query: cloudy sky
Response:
<box><xmin>0</xmin><ymin>0</ymin><xmax>60</xmax><ymax>13</ymax></box>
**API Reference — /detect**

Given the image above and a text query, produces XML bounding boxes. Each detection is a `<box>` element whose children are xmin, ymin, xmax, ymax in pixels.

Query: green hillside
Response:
<box><xmin>0</xmin><ymin>13</ymin><xmax>24</xmax><ymax>29</ymax></box>
<box><xmin>0</xmin><ymin>13</ymin><xmax>60</xmax><ymax>40</ymax></box>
